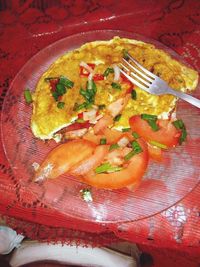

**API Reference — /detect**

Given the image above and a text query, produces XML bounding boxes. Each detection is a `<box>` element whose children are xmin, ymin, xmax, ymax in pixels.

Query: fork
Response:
<box><xmin>119</xmin><ymin>53</ymin><xmax>200</xmax><ymax>109</ymax></box>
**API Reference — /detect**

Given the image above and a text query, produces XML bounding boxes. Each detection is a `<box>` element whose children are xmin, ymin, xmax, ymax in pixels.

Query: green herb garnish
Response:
<box><xmin>109</xmin><ymin>143</ymin><xmax>120</xmax><ymax>151</ymax></box>
<box><xmin>57</xmin><ymin>101</ymin><xmax>65</xmax><ymax>109</ymax></box>
<box><xmin>98</xmin><ymin>104</ymin><xmax>106</xmax><ymax>110</ymax></box>
<box><xmin>149</xmin><ymin>140</ymin><xmax>167</xmax><ymax>149</ymax></box>
<box><xmin>122</xmin><ymin>128</ymin><xmax>131</xmax><ymax>132</ymax></box>
<box><xmin>59</xmin><ymin>76</ymin><xmax>74</xmax><ymax>88</ymax></box>
<box><xmin>73</xmin><ymin>102</ymin><xmax>86</xmax><ymax>111</ymax></box>
<box><xmin>132</xmin><ymin>132</ymin><xmax>140</xmax><ymax>139</ymax></box>
<box><xmin>103</xmin><ymin>67</ymin><xmax>114</xmax><ymax>77</ymax></box>
<box><xmin>122</xmin><ymin>49</ymin><xmax>129</xmax><ymax>60</ymax></box>
<box><xmin>80</xmin><ymin>80</ymin><xmax>97</xmax><ymax>105</ymax></box>
<box><xmin>131</xmin><ymin>89</ymin><xmax>137</xmax><ymax>100</ymax></box>
<box><xmin>172</xmin><ymin>119</ymin><xmax>187</xmax><ymax>144</ymax></box>
<box><xmin>141</xmin><ymin>114</ymin><xmax>159</xmax><ymax>131</ymax></box>
<box><xmin>95</xmin><ymin>162</ymin><xmax>122</xmax><ymax>174</ymax></box>
<box><xmin>111</xmin><ymin>82</ymin><xmax>121</xmax><ymax>90</ymax></box>
<box><xmin>100</xmin><ymin>138</ymin><xmax>107</xmax><ymax>145</ymax></box>
<box><xmin>124</xmin><ymin>140</ymin><xmax>143</xmax><ymax>161</ymax></box>
<box><xmin>24</xmin><ymin>89</ymin><xmax>33</xmax><ymax>104</ymax></box>
<box><xmin>56</xmin><ymin>83</ymin><xmax>66</xmax><ymax>95</ymax></box>
<box><xmin>80</xmin><ymin>188</ymin><xmax>93</xmax><ymax>202</ymax></box>
<box><xmin>114</xmin><ymin>114</ymin><xmax>122</xmax><ymax>122</ymax></box>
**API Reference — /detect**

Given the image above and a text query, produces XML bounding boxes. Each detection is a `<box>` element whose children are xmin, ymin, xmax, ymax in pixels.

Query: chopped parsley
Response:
<box><xmin>122</xmin><ymin>128</ymin><xmax>131</xmax><ymax>132</ymax></box>
<box><xmin>132</xmin><ymin>132</ymin><xmax>140</xmax><ymax>139</ymax></box>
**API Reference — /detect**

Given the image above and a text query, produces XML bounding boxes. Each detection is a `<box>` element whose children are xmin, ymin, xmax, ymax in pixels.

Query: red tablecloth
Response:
<box><xmin>0</xmin><ymin>1</ymin><xmax>200</xmax><ymax>266</ymax></box>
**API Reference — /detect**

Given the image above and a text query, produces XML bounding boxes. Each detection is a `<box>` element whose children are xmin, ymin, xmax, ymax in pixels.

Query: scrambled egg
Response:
<box><xmin>31</xmin><ymin>37</ymin><xmax>198</xmax><ymax>139</ymax></box>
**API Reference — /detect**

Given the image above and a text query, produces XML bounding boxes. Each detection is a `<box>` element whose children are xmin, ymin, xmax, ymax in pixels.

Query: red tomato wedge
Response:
<box><xmin>81</xmin><ymin>139</ymin><xmax>149</xmax><ymax>189</ymax></box>
<box><xmin>129</xmin><ymin>115</ymin><xmax>181</xmax><ymax>147</ymax></box>
<box><xmin>147</xmin><ymin>144</ymin><xmax>163</xmax><ymax>162</ymax></box>
<box><xmin>34</xmin><ymin>140</ymin><xmax>96</xmax><ymax>182</ymax></box>
<box><xmin>70</xmin><ymin>145</ymin><xmax>109</xmax><ymax>176</ymax></box>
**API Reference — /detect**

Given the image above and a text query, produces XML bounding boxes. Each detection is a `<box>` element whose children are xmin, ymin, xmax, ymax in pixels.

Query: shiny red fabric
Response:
<box><xmin>0</xmin><ymin>1</ymin><xmax>200</xmax><ymax>266</ymax></box>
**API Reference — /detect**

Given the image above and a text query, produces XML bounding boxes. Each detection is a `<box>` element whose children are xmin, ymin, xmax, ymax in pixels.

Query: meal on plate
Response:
<box><xmin>26</xmin><ymin>37</ymin><xmax>198</xmax><ymax>190</ymax></box>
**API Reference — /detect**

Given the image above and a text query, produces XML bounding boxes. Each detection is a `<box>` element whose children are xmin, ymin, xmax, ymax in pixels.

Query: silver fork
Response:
<box><xmin>119</xmin><ymin>53</ymin><xmax>200</xmax><ymax>109</ymax></box>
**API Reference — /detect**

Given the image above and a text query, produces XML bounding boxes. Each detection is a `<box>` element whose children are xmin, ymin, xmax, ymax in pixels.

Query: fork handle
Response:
<box><xmin>167</xmin><ymin>88</ymin><xmax>200</xmax><ymax>109</ymax></box>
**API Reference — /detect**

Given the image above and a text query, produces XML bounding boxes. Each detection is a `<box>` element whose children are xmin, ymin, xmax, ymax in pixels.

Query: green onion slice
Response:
<box><xmin>109</xmin><ymin>143</ymin><xmax>120</xmax><ymax>151</ymax></box>
<box><xmin>172</xmin><ymin>119</ymin><xmax>187</xmax><ymax>144</ymax></box>
<box><xmin>24</xmin><ymin>89</ymin><xmax>33</xmax><ymax>104</ymax></box>
<box><xmin>122</xmin><ymin>128</ymin><xmax>131</xmax><ymax>132</ymax></box>
<box><xmin>132</xmin><ymin>132</ymin><xmax>140</xmax><ymax>139</ymax></box>
<box><xmin>103</xmin><ymin>67</ymin><xmax>114</xmax><ymax>77</ymax></box>
<box><xmin>57</xmin><ymin>101</ymin><xmax>65</xmax><ymax>109</ymax></box>
<box><xmin>131</xmin><ymin>89</ymin><xmax>137</xmax><ymax>100</ymax></box>
<box><xmin>141</xmin><ymin>113</ymin><xmax>159</xmax><ymax>131</ymax></box>
<box><xmin>149</xmin><ymin>140</ymin><xmax>167</xmax><ymax>149</ymax></box>
<box><xmin>114</xmin><ymin>114</ymin><xmax>122</xmax><ymax>122</ymax></box>
<box><xmin>111</xmin><ymin>82</ymin><xmax>121</xmax><ymax>90</ymax></box>
<box><xmin>95</xmin><ymin>162</ymin><xmax>122</xmax><ymax>174</ymax></box>
<box><xmin>59</xmin><ymin>76</ymin><xmax>74</xmax><ymax>88</ymax></box>
<box><xmin>124</xmin><ymin>140</ymin><xmax>143</xmax><ymax>161</ymax></box>
<box><xmin>100</xmin><ymin>138</ymin><xmax>107</xmax><ymax>145</ymax></box>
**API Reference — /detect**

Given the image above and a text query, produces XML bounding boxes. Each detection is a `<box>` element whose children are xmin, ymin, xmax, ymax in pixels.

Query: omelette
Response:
<box><xmin>31</xmin><ymin>37</ymin><xmax>198</xmax><ymax>140</ymax></box>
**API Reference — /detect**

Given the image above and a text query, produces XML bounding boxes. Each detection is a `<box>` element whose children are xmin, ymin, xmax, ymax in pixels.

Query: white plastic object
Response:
<box><xmin>10</xmin><ymin>241</ymin><xmax>137</xmax><ymax>267</ymax></box>
<box><xmin>0</xmin><ymin>226</ymin><xmax>24</xmax><ymax>254</ymax></box>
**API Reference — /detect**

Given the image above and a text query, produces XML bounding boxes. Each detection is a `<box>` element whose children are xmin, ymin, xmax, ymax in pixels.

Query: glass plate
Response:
<box><xmin>1</xmin><ymin>30</ymin><xmax>200</xmax><ymax>223</ymax></box>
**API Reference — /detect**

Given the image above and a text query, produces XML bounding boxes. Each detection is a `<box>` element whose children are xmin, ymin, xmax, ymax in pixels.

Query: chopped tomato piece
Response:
<box><xmin>148</xmin><ymin>144</ymin><xmax>163</xmax><ymax>162</ymax></box>
<box><xmin>34</xmin><ymin>140</ymin><xmax>96</xmax><ymax>182</ymax></box>
<box><xmin>120</xmin><ymin>73</ymin><xmax>134</xmax><ymax>93</ymax></box>
<box><xmin>93</xmin><ymin>115</ymin><xmax>113</xmax><ymax>134</ymax></box>
<box><xmin>70</xmin><ymin>145</ymin><xmax>109</xmax><ymax>175</ymax></box>
<box><xmin>49</xmin><ymin>79</ymin><xmax>59</xmax><ymax>91</ymax></box>
<box><xmin>93</xmin><ymin>74</ymin><xmax>104</xmax><ymax>81</ymax></box>
<box><xmin>81</xmin><ymin>139</ymin><xmax>149</xmax><ymax>189</ymax></box>
<box><xmin>64</xmin><ymin>121</ymin><xmax>91</xmax><ymax>132</ymax></box>
<box><xmin>129</xmin><ymin>115</ymin><xmax>181</xmax><ymax>147</ymax></box>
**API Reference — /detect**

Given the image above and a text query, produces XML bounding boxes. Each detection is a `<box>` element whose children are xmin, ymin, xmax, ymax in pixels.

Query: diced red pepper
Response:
<box><xmin>80</xmin><ymin>63</ymin><xmax>96</xmax><ymax>77</ymax></box>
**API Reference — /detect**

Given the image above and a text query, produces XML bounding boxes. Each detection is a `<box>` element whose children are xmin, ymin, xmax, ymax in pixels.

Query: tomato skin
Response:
<box><xmin>148</xmin><ymin>144</ymin><xmax>163</xmax><ymax>162</ymax></box>
<box><xmin>64</xmin><ymin>121</ymin><xmax>91</xmax><ymax>132</ymax></box>
<box><xmin>129</xmin><ymin>115</ymin><xmax>180</xmax><ymax>147</ymax></box>
<box><xmin>81</xmin><ymin>139</ymin><xmax>149</xmax><ymax>189</ymax></box>
<box><xmin>70</xmin><ymin>145</ymin><xmax>109</xmax><ymax>175</ymax></box>
<box><xmin>34</xmin><ymin>140</ymin><xmax>96</xmax><ymax>181</ymax></box>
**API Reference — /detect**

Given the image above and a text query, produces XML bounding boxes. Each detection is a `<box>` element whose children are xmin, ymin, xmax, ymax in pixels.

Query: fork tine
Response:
<box><xmin>119</xmin><ymin>68</ymin><xmax>149</xmax><ymax>92</ymax></box>
<box><xmin>127</xmin><ymin>53</ymin><xmax>156</xmax><ymax>79</ymax></box>
<box><xmin>122</xmin><ymin>58</ymin><xmax>153</xmax><ymax>83</ymax></box>
<box><xmin>120</xmin><ymin>63</ymin><xmax>151</xmax><ymax>87</ymax></box>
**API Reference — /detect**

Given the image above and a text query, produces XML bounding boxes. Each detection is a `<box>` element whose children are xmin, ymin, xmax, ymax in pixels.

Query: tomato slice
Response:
<box><xmin>147</xmin><ymin>144</ymin><xmax>163</xmax><ymax>162</ymax></box>
<box><xmin>34</xmin><ymin>140</ymin><xmax>96</xmax><ymax>182</ymax></box>
<box><xmin>70</xmin><ymin>145</ymin><xmax>109</xmax><ymax>175</ymax></box>
<box><xmin>81</xmin><ymin>139</ymin><xmax>149</xmax><ymax>189</ymax></box>
<box><xmin>93</xmin><ymin>74</ymin><xmax>105</xmax><ymax>81</ymax></box>
<box><xmin>129</xmin><ymin>115</ymin><xmax>181</xmax><ymax>147</ymax></box>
